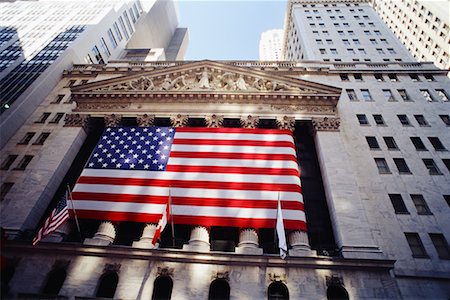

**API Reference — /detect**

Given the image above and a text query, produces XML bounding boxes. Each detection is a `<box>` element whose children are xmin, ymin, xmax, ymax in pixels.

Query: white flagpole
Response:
<box><xmin>67</xmin><ymin>184</ymin><xmax>82</xmax><ymax>239</ymax></box>
<box><xmin>276</xmin><ymin>192</ymin><xmax>288</xmax><ymax>259</ymax></box>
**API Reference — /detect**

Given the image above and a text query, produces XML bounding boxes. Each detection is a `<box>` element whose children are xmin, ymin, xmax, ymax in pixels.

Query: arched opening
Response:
<box><xmin>268</xmin><ymin>282</ymin><xmax>289</xmax><ymax>300</ymax></box>
<box><xmin>96</xmin><ymin>272</ymin><xmax>119</xmax><ymax>298</ymax></box>
<box><xmin>208</xmin><ymin>279</ymin><xmax>230</xmax><ymax>300</ymax></box>
<box><xmin>327</xmin><ymin>285</ymin><xmax>349</xmax><ymax>300</ymax></box>
<box><xmin>151</xmin><ymin>276</ymin><xmax>173</xmax><ymax>300</ymax></box>
<box><xmin>42</xmin><ymin>268</ymin><xmax>66</xmax><ymax>295</ymax></box>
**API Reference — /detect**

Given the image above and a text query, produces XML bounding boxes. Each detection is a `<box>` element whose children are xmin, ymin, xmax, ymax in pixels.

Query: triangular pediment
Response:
<box><xmin>71</xmin><ymin>60</ymin><xmax>340</xmax><ymax>96</ymax></box>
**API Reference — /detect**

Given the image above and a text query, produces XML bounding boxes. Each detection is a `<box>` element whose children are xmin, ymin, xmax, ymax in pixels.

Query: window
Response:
<box><xmin>383</xmin><ymin>89</ymin><xmax>395</xmax><ymax>101</ymax></box>
<box><xmin>384</xmin><ymin>137</ymin><xmax>398</xmax><ymax>150</ymax></box>
<box><xmin>394</xmin><ymin>158</ymin><xmax>411</xmax><ymax>174</ymax></box>
<box><xmin>366</xmin><ymin>136</ymin><xmax>380</xmax><ymax>149</ymax></box>
<box><xmin>100</xmin><ymin>38</ymin><xmax>111</xmax><ymax>57</ymax></box>
<box><xmin>357</xmin><ymin>114</ymin><xmax>369</xmax><ymax>125</ymax></box>
<box><xmin>52</xmin><ymin>95</ymin><xmax>65</xmax><ymax>104</ymax></box>
<box><xmin>376</xmin><ymin>48</ymin><xmax>385</xmax><ymax>54</ymax></box>
<box><xmin>405</xmin><ymin>233</ymin><xmax>428</xmax><ymax>258</ymax></box>
<box><xmin>65</xmin><ymin>80</ymin><xmax>76</xmax><ymax>88</ymax></box>
<box><xmin>424</xmin><ymin>74</ymin><xmax>435</xmax><ymax>81</ymax></box>
<box><xmin>388</xmin><ymin>74</ymin><xmax>398</xmax><ymax>82</ymax></box>
<box><xmin>370</xmin><ymin>39</ymin><xmax>377</xmax><ymax>44</ymax></box>
<box><xmin>373</xmin><ymin>114</ymin><xmax>385</xmax><ymax>125</ymax></box>
<box><xmin>358</xmin><ymin>48</ymin><xmax>366</xmax><ymax>54</ymax></box>
<box><xmin>411</xmin><ymin>194</ymin><xmax>432</xmax><ymax>215</ymax></box>
<box><xmin>443</xmin><ymin>159</ymin><xmax>450</xmax><ymax>173</ymax></box>
<box><xmin>414</xmin><ymin>115</ymin><xmax>428</xmax><ymax>126</ymax></box>
<box><xmin>32</xmin><ymin>132</ymin><xmax>50</xmax><ymax>145</ymax></box>
<box><xmin>375</xmin><ymin>158</ymin><xmax>390</xmax><ymax>174</ymax></box>
<box><xmin>13</xmin><ymin>155</ymin><xmax>33</xmax><ymax>170</ymax></box>
<box><xmin>348</xmin><ymin>31</ymin><xmax>355</xmax><ymax>36</ymax></box>
<box><xmin>327</xmin><ymin>285</ymin><xmax>349</xmax><ymax>300</ymax></box>
<box><xmin>428</xmin><ymin>137</ymin><xmax>446</xmax><ymax>151</ymax></box>
<box><xmin>374</xmin><ymin>74</ymin><xmax>384</xmax><ymax>82</ymax></box>
<box><xmin>352</xmin><ymin>39</ymin><xmax>360</xmax><ymax>44</ymax></box>
<box><xmin>107</xmin><ymin>29</ymin><xmax>118</xmax><ymax>49</ymax></box>
<box><xmin>374</xmin><ymin>30</ymin><xmax>381</xmax><ymax>35</ymax></box>
<box><xmin>17</xmin><ymin>132</ymin><xmax>35</xmax><ymax>145</ymax></box>
<box><xmin>347</xmin><ymin>48</ymin><xmax>355</xmax><ymax>54</ymax></box>
<box><xmin>208</xmin><ymin>279</ymin><xmax>230</xmax><ymax>300</ymax></box>
<box><xmin>397</xmin><ymin>115</ymin><xmax>410</xmax><ymax>126</ymax></box>
<box><xmin>361</xmin><ymin>89</ymin><xmax>372</xmax><ymax>101</ymax></box>
<box><xmin>113</xmin><ymin>22</ymin><xmax>123</xmax><ymax>41</ymax></box>
<box><xmin>421</xmin><ymin>89</ymin><xmax>434</xmax><ymax>102</ymax></box>
<box><xmin>346</xmin><ymin>89</ymin><xmax>358</xmax><ymax>101</ymax></box>
<box><xmin>330</xmin><ymin>49</ymin><xmax>338</xmax><ymax>54</ymax></box>
<box><xmin>409</xmin><ymin>73</ymin><xmax>420</xmax><ymax>81</ymax></box>
<box><xmin>118</xmin><ymin>16</ymin><xmax>129</xmax><ymax>39</ymax></box>
<box><xmin>436</xmin><ymin>89</ymin><xmax>449</xmax><ymax>102</ymax></box>
<box><xmin>444</xmin><ymin>195</ymin><xmax>450</xmax><ymax>207</ymax></box>
<box><xmin>268</xmin><ymin>282</ymin><xmax>289</xmax><ymax>300</ymax></box>
<box><xmin>42</xmin><ymin>268</ymin><xmax>67</xmax><ymax>295</ymax></box>
<box><xmin>319</xmin><ymin>48</ymin><xmax>326</xmax><ymax>54</ymax></box>
<box><xmin>398</xmin><ymin>89</ymin><xmax>410</xmax><ymax>101</ymax></box>
<box><xmin>49</xmin><ymin>113</ymin><xmax>64</xmax><ymax>124</ymax></box>
<box><xmin>422</xmin><ymin>159</ymin><xmax>442</xmax><ymax>175</ymax></box>
<box><xmin>96</xmin><ymin>272</ymin><xmax>118</xmax><ymax>298</ymax></box>
<box><xmin>439</xmin><ymin>115</ymin><xmax>450</xmax><ymax>125</ymax></box>
<box><xmin>429</xmin><ymin>234</ymin><xmax>450</xmax><ymax>259</ymax></box>
<box><xmin>354</xmin><ymin>74</ymin><xmax>363</xmax><ymax>81</ymax></box>
<box><xmin>0</xmin><ymin>182</ymin><xmax>14</xmax><ymax>201</ymax></box>
<box><xmin>389</xmin><ymin>194</ymin><xmax>408</xmax><ymax>214</ymax></box>
<box><xmin>340</xmin><ymin>74</ymin><xmax>349</xmax><ymax>81</ymax></box>
<box><xmin>92</xmin><ymin>45</ymin><xmax>104</xmax><ymax>64</ymax></box>
<box><xmin>411</xmin><ymin>137</ymin><xmax>427</xmax><ymax>151</ymax></box>
<box><xmin>1</xmin><ymin>154</ymin><xmax>18</xmax><ymax>172</ymax></box>
<box><xmin>35</xmin><ymin>112</ymin><xmax>51</xmax><ymax>123</ymax></box>
<box><xmin>342</xmin><ymin>39</ymin><xmax>350</xmax><ymax>45</ymax></box>
<box><xmin>338</xmin><ymin>31</ymin><xmax>344</xmax><ymax>36</ymax></box>
<box><xmin>316</xmin><ymin>39</ymin><xmax>323</xmax><ymax>44</ymax></box>
<box><xmin>152</xmin><ymin>276</ymin><xmax>173</xmax><ymax>300</ymax></box>
<box><xmin>387</xmin><ymin>48</ymin><xmax>396</xmax><ymax>54</ymax></box>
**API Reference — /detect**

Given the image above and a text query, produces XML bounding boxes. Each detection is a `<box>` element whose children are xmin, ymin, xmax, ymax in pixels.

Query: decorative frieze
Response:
<box><xmin>157</xmin><ymin>267</ymin><xmax>174</xmax><ymax>278</ymax></box>
<box><xmin>170</xmin><ymin>114</ymin><xmax>189</xmax><ymax>127</ymax></box>
<box><xmin>137</xmin><ymin>114</ymin><xmax>155</xmax><ymax>127</ymax></box>
<box><xmin>312</xmin><ymin>117</ymin><xmax>340</xmax><ymax>132</ymax></box>
<box><xmin>104</xmin><ymin>263</ymin><xmax>121</xmax><ymax>273</ymax></box>
<box><xmin>241</xmin><ymin>115</ymin><xmax>260</xmax><ymax>128</ymax></box>
<box><xmin>268</xmin><ymin>273</ymin><xmax>287</xmax><ymax>284</ymax></box>
<box><xmin>213</xmin><ymin>271</ymin><xmax>230</xmax><ymax>281</ymax></box>
<box><xmin>104</xmin><ymin>114</ymin><xmax>122</xmax><ymax>127</ymax></box>
<box><xmin>326</xmin><ymin>275</ymin><xmax>344</xmax><ymax>287</ymax></box>
<box><xmin>64</xmin><ymin>113</ymin><xmax>90</xmax><ymax>128</ymax></box>
<box><xmin>205</xmin><ymin>114</ymin><xmax>224</xmax><ymax>128</ymax></box>
<box><xmin>276</xmin><ymin>116</ymin><xmax>296</xmax><ymax>131</ymax></box>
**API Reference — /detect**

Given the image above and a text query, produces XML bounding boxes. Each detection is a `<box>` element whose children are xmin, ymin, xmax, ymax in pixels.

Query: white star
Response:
<box><xmin>142</xmin><ymin>149</ymin><xmax>148</xmax><ymax>154</ymax></box>
<box><xmin>107</xmin><ymin>153</ymin><xmax>112</xmax><ymax>158</ymax></box>
<box><xmin>111</xmin><ymin>158</ymin><xmax>117</xmax><ymax>163</ymax></box>
<box><xmin>118</xmin><ymin>128</ymin><xmax>123</xmax><ymax>132</ymax></box>
<box><xmin>106</xmin><ymin>128</ymin><xmax>111</xmax><ymax>132</ymax></box>
<box><xmin>98</xmin><ymin>158</ymin><xmax>103</xmax><ymax>162</ymax></box>
<box><xmin>152</xmin><ymin>159</ymin><xmax>158</xmax><ymax>164</ymax></box>
<box><xmin>130</xmin><ymin>163</ymin><xmax>135</xmax><ymax>169</ymax></box>
<box><xmin>148</xmin><ymin>132</ymin><xmax>153</xmax><ymax>136</ymax></box>
<box><xmin>135</xmin><ymin>132</ymin><xmax>140</xmax><ymax>136</ymax></box>
<box><xmin>123</xmin><ymin>132</ymin><xmax>128</xmax><ymax>136</ymax></box>
<box><xmin>161</xmin><ymin>132</ymin><xmax>166</xmax><ymax>137</ymax></box>
<box><xmin>137</xmin><ymin>145</ymin><xmax>142</xmax><ymax>149</ymax></box>
<box><xmin>131</xmin><ymin>128</ymin><xmax>136</xmax><ymax>132</ymax></box>
<box><xmin>153</xmin><ymin>136</ymin><xmax>158</xmax><ymax>141</ymax></box>
<box><xmin>102</xmin><ymin>163</ymin><xmax>108</xmax><ymax>168</ymax></box>
<box><xmin>156</xmin><ymin>128</ymin><xmax>161</xmax><ymax>132</ymax></box>
<box><xmin>145</xmin><ymin>141</ymin><xmax>150</xmax><ymax>145</ymax></box>
<box><xmin>161</xmin><ymin>154</ymin><xmax>166</xmax><ymax>160</ymax></box>
<box><xmin>111</xmin><ymin>144</ymin><xmax>116</xmax><ymax>149</ymax></box>
<box><xmin>111</xmin><ymin>132</ymin><xmax>115</xmax><ymax>136</ymax></box>
<box><xmin>93</xmin><ymin>153</ymin><xmax>99</xmax><ymax>157</ymax></box>
<box><xmin>158</xmin><ymin>164</ymin><xmax>164</xmax><ymax>170</ymax></box>
<box><xmin>140</xmin><ymin>136</ymin><xmax>145</xmax><ymax>140</ymax></box>
<box><xmin>120</xmin><ymin>154</ymin><xmax>125</xmax><ymax>158</ymax></box>
<box><xmin>133</xmin><ymin>154</ymin><xmax>138</xmax><ymax>159</ymax></box>
<box><xmin>138</xmin><ymin>159</ymin><xmax>144</xmax><ymax>164</ymax></box>
<box><xmin>102</xmin><ymin>136</ymin><xmax>107</xmax><ymax>140</ymax></box>
<box><xmin>169</xmin><ymin>128</ymin><xmax>174</xmax><ymax>132</ymax></box>
<box><xmin>150</xmin><ymin>145</ymin><xmax>156</xmax><ymax>149</ymax></box>
<box><xmin>98</xmin><ymin>144</ymin><xmax>103</xmax><ymax>148</ymax></box>
<box><xmin>114</xmin><ymin>136</ymin><xmax>120</xmax><ymax>140</ymax></box>
<box><xmin>147</xmin><ymin>154</ymin><xmax>153</xmax><ymax>159</ymax></box>
<box><xmin>127</xmin><ymin>136</ymin><xmax>132</xmax><ymax>140</ymax></box>
<box><xmin>144</xmin><ymin>164</ymin><xmax>150</xmax><ymax>169</ymax></box>
<box><xmin>128</xmin><ymin>149</ymin><xmax>134</xmax><ymax>153</ymax></box>
<box><xmin>166</xmin><ymin>137</ymin><xmax>172</xmax><ymax>141</ymax></box>
<box><xmin>132</xmin><ymin>140</ymin><xmax>137</xmax><ymax>144</ymax></box>
<box><xmin>115</xmin><ymin>149</ymin><xmax>121</xmax><ymax>153</ymax></box>
<box><xmin>143</xmin><ymin>128</ymin><xmax>148</xmax><ymax>132</ymax></box>
<box><xmin>156</xmin><ymin>150</ymin><xmax>161</xmax><ymax>154</ymax></box>
<box><xmin>158</xmin><ymin>141</ymin><xmax>163</xmax><ymax>145</ymax></box>
<box><xmin>125</xmin><ymin>158</ymin><xmax>130</xmax><ymax>163</ymax></box>
<box><xmin>163</xmin><ymin>145</ymin><xmax>169</xmax><ymax>150</ymax></box>
<box><xmin>124</xmin><ymin>145</ymin><xmax>129</xmax><ymax>149</ymax></box>
<box><xmin>102</xmin><ymin>149</ymin><xmax>108</xmax><ymax>153</ymax></box>
<box><xmin>88</xmin><ymin>162</ymin><xmax>94</xmax><ymax>167</ymax></box>
<box><xmin>116</xmin><ymin>163</ymin><xmax>122</xmax><ymax>168</ymax></box>
<box><xmin>119</xmin><ymin>140</ymin><xmax>124</xmax><ymax>144</ymax></box>
<box><xmin>107</xmin><ymin>140</ymin><xmax>112</xmax><ymax>144</ymax></box>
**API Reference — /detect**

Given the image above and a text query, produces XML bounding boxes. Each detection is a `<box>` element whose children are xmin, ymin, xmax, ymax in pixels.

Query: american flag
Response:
<box><xmin>71</xmin><ymin>127</ymin><xmax>306</xmax><ymax>230</ymax></box>
<box><xmin>33</xmin><ymin>190</ymin><xmax>70</xmax><ymax>245</ymax></box>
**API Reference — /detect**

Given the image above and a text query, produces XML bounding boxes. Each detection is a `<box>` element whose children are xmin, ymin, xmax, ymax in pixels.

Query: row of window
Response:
<box><xmin>357</xmin><ymin>114</ymin><xmax>450</xmax><ymax>126</ymax></box>
<box><xmin>0</xmin><ymin>155</ymin><xmax>33</xmax><ymax>172</ymax></box>
<box><xmin>309</xmin><ymin>20</ymin><xmax>373</xmax><ymax>28</ymax></box>
<box><xmin>348</xmin><ymin>88</ymin><xmax>448</xmax><ymax>102</ymax></box>
<box><xmin>389</xmin><ymin>193</ymin><xmax>434</xmax><ymax>215</ymax></box>
<box><xmin>374</xmin><ymin>157</ymin><xmax>449</xmax><ymax>176</ymax></box>
<box><xmin>405</xmin><ymin>232</ymin><xmax>450</xmax><ymax>259</ymax></box>
<box><xmin>35</xmin><ymin>112</ymin><xmax>65</xmax><ymax>124</ymax></box>
<box><xmin>366</xmin><ymin>135</ymin><xmax>446</xmax><ymax>152</ymax></box>
<box><xmin>341</xmin><ymin>72</ymin><xmax>436</xmax><ymax>82</ymax></box>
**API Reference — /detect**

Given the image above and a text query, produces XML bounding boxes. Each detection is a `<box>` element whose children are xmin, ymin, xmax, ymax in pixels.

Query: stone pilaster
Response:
<box><xmin>241</xmin><ymin>115</ymin><xmax>259</xmax><ymax>128</ymax></box>
<box><xmin>104</xmin><ymin>114</ymin><xmax>122</xmax><ymax>127</ymax></box>
<box><xmin>288</xmin><ymin>230</ymin><xmax>313</xmax><ymax>257</ymax></box>
<box><xmin>276</xmin><ymin>116</ymin><xmax>296</xmax><ymax>132</ymax></box>
<box><xmin>64</xmin><ymin>114</ymin><xmax>90</xmax><ymax>130</ymax></box>
<box><xmin>170</xmin><ymin>114</ymin><xmax>189</xmax><ymax>127</ymax></box>
<box><xmin>132</xmin><ymin>223</ymin><xmax>157</xmax><ymax>249</ymax></box>
<box><xmin>311</xmin><ymin>117</ymin><xmax>340</xmax><ymax>132</ymax></box>
<box><xmin>235</xmin><ymin>228</ymin><xmax>263</xmax><ymax>255</ymax></box>
<box><xmin>205</xmin><ymin>114</ymin><xmax>224</xmax><ymax>128</ymax></box>
<box><xmin>182</xmin><ymin>226</ymin><xmax>210</xmax><ymax>252</ymax></box>
<box><xmin>136</xmin><ymin>114</ymin><xmax>155</xmax><ymax>127</ymax></box>
<box><xmin>84</xmin><ymin>221</ymin><xmax>116</xmax><ymax>246</ymax></box>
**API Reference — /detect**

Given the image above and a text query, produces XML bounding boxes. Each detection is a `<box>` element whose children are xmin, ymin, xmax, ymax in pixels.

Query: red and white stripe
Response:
<box><xmin>71</xmin><ymin>128</ymin><xmax>306</xmax><ymax>230</ymax></box>
<box><xmin>32</xmin><ymin>206</ymin><xmax>69</xmax><ymax>245</ymax></box>
<box><xmin>151</xmin><ymin>201</ymin><xmax>171</xmax><ymax>245</ymax></box>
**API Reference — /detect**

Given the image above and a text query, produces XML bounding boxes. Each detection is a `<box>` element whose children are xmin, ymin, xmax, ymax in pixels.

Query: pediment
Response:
<box><xmin>71</xmin><ymin>60</ymin><xmax>340</xmax><ymax>96</ymax></box>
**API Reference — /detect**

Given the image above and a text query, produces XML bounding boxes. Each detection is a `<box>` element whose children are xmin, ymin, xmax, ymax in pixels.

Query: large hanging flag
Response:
<box><xmin>70</xmin><ymin>127</ymin><xmax>306</xmax><ymax>230</ymax></box>
<box><xmin>33</xmin><ymin>190</ymin><xmax>70</xmax><ymax>245</ymax></box>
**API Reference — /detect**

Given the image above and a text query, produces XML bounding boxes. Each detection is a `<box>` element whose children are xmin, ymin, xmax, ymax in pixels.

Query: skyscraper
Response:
<box><xmin>259</xmin><ymin>29</ymin><xmax>284</xmax><ymax>60</ymax></box>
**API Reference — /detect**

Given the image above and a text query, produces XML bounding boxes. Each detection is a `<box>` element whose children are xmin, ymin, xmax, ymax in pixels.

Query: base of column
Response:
<box><xmin>289</xmin><ymin>247</ymin><xmax>314</xmax><ymax>257</ymax></box>
<box><xmin>83</xmin><ymin>237</ymin><xmax>112</xmax><ymax>246</ymax></box>
<box><xmin>40</xmin><ymin>233</ymin><xmax>65</xmax><ymax>243</ymax></box>
<box><xmin>132</xmin><ymin>240</ymin><xmax>156</xmax><ymax>249</ymax></box>
<box><xmin>340</xmin><ymin>245</ymin><xmax>385</xmax><ymax>259</ymax></box>
<box><xmin>235</xmin><ymin>246</ymin><xmax>263</xmax><ymax>255</ymax></box>
<box><xmin>182</xmin><ymin>241</ymin><xmax>210</xmax><ymax>252</ymax></box>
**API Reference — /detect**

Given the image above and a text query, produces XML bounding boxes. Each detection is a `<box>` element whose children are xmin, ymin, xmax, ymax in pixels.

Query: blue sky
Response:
<box><xmin>177</xmin><ymin>0</ymin><xmax>287</xmax><ymax>60</ymax></box>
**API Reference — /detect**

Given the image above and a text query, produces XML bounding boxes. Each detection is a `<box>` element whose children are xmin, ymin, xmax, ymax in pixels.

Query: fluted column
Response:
<box><xmin>182</xmin><ymin>226</ymin><xmax>210</xmax><ymax>252</ymax></box>
<box><xmin>288</xmin><ymin>230</ymin><xmax>313</xmax><ymax>256</ymax></box>
<box><xmin>84</xmin><ymin>221</ymin><xmax>116</xmax><ymax>246</ymax></box>
<box><xmin>132</xmin><ymin>223</ymin><xmax>158</xmax><ymax>249</ymax></box>
<box><xmin>235</xmin><ymin>228</ymin><xmax>263</xmax><ymax>255</ymax></box>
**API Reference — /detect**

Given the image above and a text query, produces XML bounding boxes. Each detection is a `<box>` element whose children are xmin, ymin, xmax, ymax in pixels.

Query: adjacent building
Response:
<box><xmin>259</xmin><ymin>29</ymin><xmax>284</xmax><ymax>61</ymax></box>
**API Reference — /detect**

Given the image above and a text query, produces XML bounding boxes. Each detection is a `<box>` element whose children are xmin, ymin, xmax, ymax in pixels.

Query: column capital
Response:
<box><xmin>64</xmin><ymin>113</ymin><xmax>90</xmax><ymax>129</ymax></box>
<box><xmin>241</xmin><ymin>115</ymin><xmax>259</xmax><ymax>128</ymax></box>
<box><xmin>236</xmin><ymin>228</ymin><xmax>263</xmax><ymax>255</ymax></box>
<box><xmin>276</xmin><ymin>116</ymin><xmax>296</xmax><ymax>131</ymax></box>
<box><xmin>182</xmin><ymin>225</ymin><xmax>210</xmax><ymax>252</ymax></box>
<box><xmin>136</xmin><ymin>114</ymin><xmax>155</xmax><ymax>127</ymax></box>
<box><xmin>84</xmin><ymin>221</ymin><xmax>116</xmax><ymax>246</ymax></box>
<box><xmin>205</xmin><ymin>114</ymin><xmax>224</xmax><ymax>128</ymax></box>
<box><xmin>132</xmin><ymin>223</ymin><xmax>158</xmax><ymax>249</ymax></box>
<box><xmin>170</xmin><ymin>114</ymin><xmax>189</xmax><ymax>127</ymax></box>
<box><xmin>104</xmin><ymin>114</ymin><xmax>122</xmax><ymax>127</ymax></box>
<box><xmin>312</xmin><ymin>117</ymin><xmax>340</xmax><ymax>132</ymax></box>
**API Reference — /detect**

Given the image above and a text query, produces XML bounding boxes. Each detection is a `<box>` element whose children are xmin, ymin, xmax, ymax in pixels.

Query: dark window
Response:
<box><xmin>268</xmin><ymin>282</ymin><xmax>289</xmax><ymax>300</ymax></box>
<box><xmin>442</xmin><ymin>159</ymin><xmax>450</xmax><ymax>172</ymax></box>
<box><xmin>414</xmin><ymin>115</ymin><xmax>428</xmax><ymax>126</ymax></box>
<box><xmin>383</xmin><ymin>89</ymin><xmax>395</xmax><ymax>101</ymax></box>
<box><xmin>428</xmin><ymin>137</ymin><xmax>446</xmax><ymax>150</ymax></box>
<box><xmin>366</xmin><ymin>136</ymin><xmax>380</xmax><ymax>149</ymax></box>
<box><xmin>405</xmin><ymin>233</ymin><xmax>429</xmax><ymax>258</ymax></box>
<box><xmin>152</xmin><ymin>276</ymin><xmax>173</xmax><ymax>300</ymax></box>
<box><xmin>444</xmin><ymin>195</ymin><xmax>450</xmax><ymax>207</ymax></box>
<box><xmin>13</xmin><ymin>155</ymin><xmax>33</xmax><ymax>170</ymax></box>
<box><xmin>398</xmin><ymin>89</ymin><xmax>411</xmax><ymax>101</ymax></box>
<box><xmin>420</xmin><ymin>89</ymin><xmax>434</xmax><ymax>102</ymax></box>
<box><xmin>51</xmin><ymin>95</ymin><xmax>65</xmax><ymax>104</ymax></box>
<box><xmin>49</xmin><ymin>113</ymin><xmax>64</xmax><ymax>124</ymax></box>
<box><xmin>383</xmin><ymin>137</ymin><xmax>398</xmax><ymax>150</ymax></box>
<box><xmin>409</xmin><ymin>73</ymin><xmax>420</xmax><ymax>81</ymax></box>
<box><xmin>42</xmin><ymin>268</ymin><xmax>66</xmax><ymax>295</ymax></box>
<box><xmin>32</xmin><ymin>132</ymin><xmax>50</xmax><ymax>145</ymax></box>
<box><xmin>208</xmin><ymin>279</ymin><xmax>230</xmax><ymax>300</ymax></box>
<box><xmin>65</xmin><ymin>80</ymin><xmax>76</xmax><ymax>87</ymax></box>
<box><xmin>361</xmin><ymin>89</ymin><xmax>373</xmax><ymax>101</ymax></box>
<box><xmin>388</xmin><ymin>74</ymin><xmax>398</xmax><ymax>81</ymax></box>
<box><xmin>389</xmin><ymin>194</ymin><xmax>408</xmax><ymax>214</ymax></box>
<box><xmin>397</xmin><ymin>114</ymin><xmax>410</xmax><ymax>126</ymax></box>
<box><xmin>1</xmin><ymin>155</ymin><xmax>18</xmax><ymax>170</ymax></box>
<box><xmin>410</xmin><ymin>194</ymin><xmax>431</xmax><ymax>215</ymax></box>
<box><xmin>422</xmin><ymin>159</ymin><xmax>442</xmax><ymax>175</ymax></box>
<box><xmin>17</xmin><ymin>132</ymin><xmax>35</xmax><ymax>145</ymax></box>
<box><xmin>96</xmin><ymin>272</ymin><xmax>118</xmax><ymax>298</ymax></box>
<box><xmin>424</xmin><ymin>74</ymin><xmax>435</xmax><ymax>81</ymax></box>
<box><xmin>373</xmin><ymin>114</ymin><xmax>385</xmax><ymax>125</ymax></box>
<box><xmin>357</xmin><ymin>114</ymin><xmax>369</xmax><ymax>125</ymax></box>
<box><xmin>346</xmin><ymin>89</ymin><xmax>358</xmax><ymax>101</ymax></box>
<box><xmin>436</xmin><ymin>89</ymin><xmax>449</xmax><ymax>102</ymax></box>
<box><xmin>394</xmin><ymin>158</ymin><xmax>411</xmax><ymax>174</ymax></box>
<box><xmin>410</xmin><ymin>137</ymin><xmax>427</xmax><ymax>151</ymax></box>
<box><xmin>327</xmin><ymin>285</ymin><xmax>349</xmax><ymax>300</ymax></box>
<box><xmin>375</xmin><ymin>158</ymin><xmax>390</xmax><ymax>174</ymax></box>
<box><xmin>439</xmin><ymin>115</ymin><xmax>450</xmax><ymax>125</ymax></box>
<box><xmin>354</xmin><ymin>73</ymin><xmax>363</xmax><ymax>81</ymax></box>
<box><xmin>374</xmin><ymin>74</ymin><xmax>384</xmax><ymax>81</ymax></box>
<box><xmin>429</xmin><ymin>233</ymin><xmax>450</xmax><ymax>259</ymax></box>
<box><xmin>35</xmin><ymin>112</ymin><xmax>51</xmax><ymax>123</ymax></box>
<box><xmin>340</xmin><ymin>74</ymin><xmax>349</xmax><ymax>81</ymax></box>
<box><xmin>0</xmin><ymin>182</ymin><xmax>14</xmax><ymax>201</ymax></box>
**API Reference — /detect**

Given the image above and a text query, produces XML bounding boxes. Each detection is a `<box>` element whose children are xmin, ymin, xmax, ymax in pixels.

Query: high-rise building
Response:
<box><xmin>1</xmin><ymin>0</ymin><xmax>449</xmax><ymax>299</ymax></box>
<box><xmin>371</xmin><ymin>0</ymin><xmax>449</xmax><ymax>71</ymax></box>
<box><xmin>0</xmin><ymin>0</ymin><xmax>188</xmax><ymax>149</ymax></box>
<box><xmin>259</xmin><ymin>29</ymin><xmax>284</xmax><ymax>60</ymax></box>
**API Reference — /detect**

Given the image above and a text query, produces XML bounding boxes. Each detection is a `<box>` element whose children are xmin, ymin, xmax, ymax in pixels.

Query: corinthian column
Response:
<box><xmin>84</xmin><ymin>221</ymin><xmax>116</xmax><ymax>246</ymax></box>
<box><xmin>288</xmin><ymin>230</ymin><xmax>313</xmax><ymax>256</ymax></box>
<box><xmin>182</xmin><ymin>226</ymin><xmax>210</xmax><ymax>252</ymax></box>
<box><xmin>235</xmin><ymin>228</ymin><xmax>263</xmax><ymax>255</ymax></box>
<box><xmin>132</xmin><ymin>223</ymin><xmax>158</xmax><ymax>249</ymax></box>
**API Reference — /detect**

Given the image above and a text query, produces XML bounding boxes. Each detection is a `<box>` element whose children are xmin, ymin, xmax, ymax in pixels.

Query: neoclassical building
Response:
<box><xmin>1</xmin><ymin>59</ymin><xmax>450</xmax><ymax>299</ymax></box>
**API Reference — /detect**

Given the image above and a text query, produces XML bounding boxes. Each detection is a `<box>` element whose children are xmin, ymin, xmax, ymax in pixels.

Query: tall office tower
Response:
<box><xmin>0</xmin><ymin>0</ymin><xmax>188</xmax><ymax>149</ymax></box>
<box><xmin>372</xmin><ymin>0</ymin><xmax>450</xmax><ymax>71</ymax></box>
<box><xmin>259</xmin><ymin>29</ymin><xmax>284</xmax><ymax>60</ymax></box>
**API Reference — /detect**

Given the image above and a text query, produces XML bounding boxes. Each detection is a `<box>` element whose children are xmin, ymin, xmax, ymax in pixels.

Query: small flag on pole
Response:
<box><xmin>276</xmin><ymin>193</ymin><xmax>288</xmax><ymax>259</ymax></box>
<box><xmin>32</xmin><ymin>190</ymin><xmax>70</xmax><ymax>245</ymax></box>
<box><xmin>151</xmin><ymin>196</ymin><xmax>171</xmax><ymax>247</ymax></box>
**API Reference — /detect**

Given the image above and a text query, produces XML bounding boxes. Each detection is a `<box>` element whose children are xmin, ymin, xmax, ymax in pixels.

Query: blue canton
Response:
<box><xmin>86</xmin><ymin>127</ymin><xmax>176</xmax><ymax>171</ymax></box>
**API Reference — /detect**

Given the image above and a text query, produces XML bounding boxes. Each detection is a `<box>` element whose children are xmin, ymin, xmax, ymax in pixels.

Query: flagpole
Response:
<box><xmin>169</xmin><ymin>188</ymin><xmax>175</xmax><ymax>247</ymax></box>
<box><xmin>67</xmin><ymin>184</ymin><xmax>82</xmax><ymax>241</ymax></box>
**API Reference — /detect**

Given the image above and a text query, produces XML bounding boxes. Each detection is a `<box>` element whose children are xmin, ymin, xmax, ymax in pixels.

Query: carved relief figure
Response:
<box><xmin>160</xmin><ymin>75</ymin><xmax>173</xmax><ymax>91</ymax></box>
<box><xmin>172</xmin><ymin>75</ymin><xmax>188</xmax><ymax>90</ymax></box>
<box><xmin>236</xmin><ymin>74</ymin><xmax>247</xmax><ymax>90</ymax></box>
<box><xmin>220</xmin><ymin>72</ymin><xmax>237</xmax><ymax>90</ymax></box>
<box><xmin>130</xmin><ymin>76</ymin><xmax>154</xmax><ymax>91</ymax></box>
<box><xmin>197</xmin><ymin>67</ymin><xmax>210</xmax><ymax>89</ymax></box>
